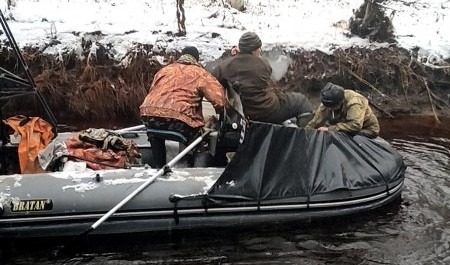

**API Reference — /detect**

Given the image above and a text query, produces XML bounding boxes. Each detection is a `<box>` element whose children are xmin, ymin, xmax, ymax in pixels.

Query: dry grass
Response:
<box><xmin>1</xmin><ymin>43</ymin><xmax>166</xmax><ymax>124</ymax></box>
<box><xmin>280</xmin><ymin>46</ymin><xmax>450</xmax><ymax>117</ymax></box>
<box><xmin>1</xmin><ymin>42</ymin><xmax>449</xmax><ymax>124</ymax></box>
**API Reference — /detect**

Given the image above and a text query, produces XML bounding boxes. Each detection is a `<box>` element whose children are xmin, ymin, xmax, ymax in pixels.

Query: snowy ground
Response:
<box><xmin>1</xmin><ymin>0</ymin><xmax>449</xmax><ymax>66</ymax></box>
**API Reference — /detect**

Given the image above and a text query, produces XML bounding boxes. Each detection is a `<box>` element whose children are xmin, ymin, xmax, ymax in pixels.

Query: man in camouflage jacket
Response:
<box><xmin>306</xmin><ymin>83</ymin><xmax>380</xmax><ymax>138</ymax></box>
<box><xmin>140</xmin><ymin>46</ymin><xmax>226</xmax><ymax>167</ymax></box>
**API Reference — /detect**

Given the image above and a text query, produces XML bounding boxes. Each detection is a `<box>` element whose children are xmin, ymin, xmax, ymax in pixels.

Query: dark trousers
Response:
<box><xmin>256</xmin><ymin>92</ymin><xmax>313</xmax><ymax>126</ymax></box>
<box><xmin>143</xmin><ymin>117</ymin><xmax>200</xmax><ymax>168</ymax></box>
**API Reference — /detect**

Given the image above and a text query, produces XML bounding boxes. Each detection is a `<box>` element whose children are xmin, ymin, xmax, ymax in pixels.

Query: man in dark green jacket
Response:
<box><xmin>306</xmin><ymin>83</ymin><xmax>380</xmax><ymax>138</ymax></box>
<box><xmin>212</xmin><ymin>32</ymin><xmax>313</xmax><ymax>127</ymax></box>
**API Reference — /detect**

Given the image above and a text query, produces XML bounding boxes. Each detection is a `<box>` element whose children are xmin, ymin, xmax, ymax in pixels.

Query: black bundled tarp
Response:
<box><xmin>207</xmin><ymin>122</ymin><xmax>406</xmax><ymax>204</ymax></box>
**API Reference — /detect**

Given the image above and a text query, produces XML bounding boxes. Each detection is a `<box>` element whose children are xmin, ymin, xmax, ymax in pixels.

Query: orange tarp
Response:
<box><xmin>3</xmin><ymin>115</ymin><xmax>54</xmax><ymax>174</ymax></box>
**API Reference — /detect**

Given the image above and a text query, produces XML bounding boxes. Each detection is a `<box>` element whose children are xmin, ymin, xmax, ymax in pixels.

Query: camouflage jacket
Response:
<box><xmin>140</xmin><ymin>55</ymin><xmax>226</xmax><ymax>128</ymax></box>
<box><xmin>306</xmin><ymin>90</ymin><xmax>380</xmax><ymax>136</ymax></box>
<box><xmin>212</xmin><ymin>54</ymin><xmax>280</xmax><ymax>119</ymax></box>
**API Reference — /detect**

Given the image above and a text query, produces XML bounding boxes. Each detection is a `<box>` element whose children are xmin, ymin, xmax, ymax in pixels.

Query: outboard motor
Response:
<box><xmin>210</xmin><ymin>81</ymin><xmax>247</xmax><ymax>165</ymax></box>
<box><xmin>217</xmin><ymin>81</ymin><xmax>247</xmax><ymax>148</ymax></box>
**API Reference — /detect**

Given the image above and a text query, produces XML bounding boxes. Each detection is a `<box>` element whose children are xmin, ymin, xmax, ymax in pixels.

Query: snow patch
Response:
<box><xmin>226</xmin><ymin>180</ymin><xmax>236</xmax><ymax>187</ymax></box>
<box><xmin>0</xmin><ymin>192</ymin><xmax>11</xmax><ymax>205</ymax></box>
<box><xmin>1</xmin><ymin>0</ymin><xmax>448</xmax><ymax>65</ymax></box>
<box><xmin>103</xmin><ymin>178</ymin><xmax>146</xmax><ymax>185</ymax></box>
<box><xmin>62</xmin><ymin>182</ymin><xmax>98</xmax><ymax>192</ymax></box>
<box><xmin>13</xmin><ymin>181</ymin><xmax>21</xmax><ymax>188</ymax></box>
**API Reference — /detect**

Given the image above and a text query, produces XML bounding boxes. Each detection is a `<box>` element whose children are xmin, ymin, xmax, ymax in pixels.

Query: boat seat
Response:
<box><xmin>146</xmin><ymin>128</ymin><xmax>188</xmax><ymax>145</ymax></box>
<box><xmin>146</xmin><ymin>128</ymin><xmax>193</xmax><ymax>169</ymax></box>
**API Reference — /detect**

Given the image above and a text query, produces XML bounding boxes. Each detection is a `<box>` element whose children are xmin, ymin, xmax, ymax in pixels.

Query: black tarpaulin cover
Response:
<box><xmin>207</xmin><ymin>122</ymin><xmax>406</xmax><ymax>203</ymax></box>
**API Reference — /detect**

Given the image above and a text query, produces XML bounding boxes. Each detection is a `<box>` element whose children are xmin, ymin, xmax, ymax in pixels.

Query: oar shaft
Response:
<box><xmin>91</xmin><ymin>167</ymin><xmax>164</xmax><ymax>230</ymax></box>
<box><xmin>90</xmin><ymin>130</ymin><xmax>211</xmax><ymax>231</ymax></box>
<box><xmin>114</xmin><ymin>124</ymin><xmax>145</xmax><ymax>133</ymax></box>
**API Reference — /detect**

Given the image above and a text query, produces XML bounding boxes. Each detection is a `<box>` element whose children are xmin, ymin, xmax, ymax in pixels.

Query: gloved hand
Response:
<box><xmin>205</xmin><ymin>115</ymin><xmax>219</xmax><ymax>130</ymax></box>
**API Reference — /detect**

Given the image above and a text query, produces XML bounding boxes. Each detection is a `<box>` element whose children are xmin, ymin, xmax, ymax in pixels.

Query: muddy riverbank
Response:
<box><xmin>1</xmin><ymin>44</ymin><xmax>450</xmax><ymax>126</ymax></box>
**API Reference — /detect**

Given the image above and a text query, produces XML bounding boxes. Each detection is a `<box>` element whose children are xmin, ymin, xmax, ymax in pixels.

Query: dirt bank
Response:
<box><xmin>1</xmin><ymin>42</ymin><xmax>449</xmax><ymax>126</ymax></box>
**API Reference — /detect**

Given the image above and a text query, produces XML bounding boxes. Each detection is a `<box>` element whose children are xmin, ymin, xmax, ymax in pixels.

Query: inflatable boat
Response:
<box><xmin>0</xmin><ymin>121</ymin><xmax>406</xmax><ymax>239</ymax></box>
<box><xmin>0</xmin><ymin>10</ymin><xmax>406</xmax><ymax>239</ymax></box>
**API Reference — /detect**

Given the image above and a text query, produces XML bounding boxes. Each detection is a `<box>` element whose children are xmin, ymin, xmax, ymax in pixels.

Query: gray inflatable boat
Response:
<box><xmin>0</xmin><ymin>122</ymin><xmax>406</xmax><ymax>239</ymax></box>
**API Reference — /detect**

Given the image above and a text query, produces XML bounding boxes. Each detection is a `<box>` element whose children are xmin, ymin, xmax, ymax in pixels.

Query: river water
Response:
<box><xmin>1</xmin><ymin>116</ymin><xmax>449</xmax><ymax>265</ymax></box>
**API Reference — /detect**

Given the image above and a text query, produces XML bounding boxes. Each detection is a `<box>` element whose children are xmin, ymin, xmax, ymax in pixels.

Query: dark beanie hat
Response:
<box><xmin>320</xmin><ymin>82</ymin><xmax>345</xmax><ymax>107</ymax></box>
<box><xmin>238</xmin><ymin>32</ymin><xmax>262</xmax><ymax>54</ymax></box>
<box><xmin>181</xmin><ymin>46</ymin><xmax>200</xmax><ymax>61</ymax></box>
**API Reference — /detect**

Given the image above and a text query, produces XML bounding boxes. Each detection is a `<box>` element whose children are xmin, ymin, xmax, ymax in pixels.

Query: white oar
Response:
<box><xmin>85</xmin><ymin>129</ymin><xmax>211</xmax><ymax>233</ymax></box>
<box><xmin>54</xmin><ymin>130</ymin><xmax>211</xmax><ymax>257</ymax></box>
<box><xmin>114</xmin><ymin>124</ymin><xmax>145</xmax><ymax>133</ymax></box>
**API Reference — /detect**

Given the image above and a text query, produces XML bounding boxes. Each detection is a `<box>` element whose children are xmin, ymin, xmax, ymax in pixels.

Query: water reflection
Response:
<box><xmin>2</xmin><ymin>116</ymin><xmax>450</xmax><ymax>265</ymax></box>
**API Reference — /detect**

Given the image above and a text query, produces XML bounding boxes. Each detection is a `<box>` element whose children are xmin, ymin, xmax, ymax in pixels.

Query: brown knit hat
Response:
<box><xmin>238</xmin><ymin>32</ymin><xmax>262</xmax><ymax>54</ymax></box>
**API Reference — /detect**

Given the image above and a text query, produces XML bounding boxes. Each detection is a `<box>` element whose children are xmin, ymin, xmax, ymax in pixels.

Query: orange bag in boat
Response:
<box><xmin>3</xmin><ymin>115</ymin><xmax>54</xmax><ymax>174</ymax></box>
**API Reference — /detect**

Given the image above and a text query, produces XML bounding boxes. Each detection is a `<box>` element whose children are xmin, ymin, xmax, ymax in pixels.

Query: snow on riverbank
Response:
<box><xmin>1</xmin><ymin>0</ymin><xmax>449</xmax><ymax>65</ymax></box>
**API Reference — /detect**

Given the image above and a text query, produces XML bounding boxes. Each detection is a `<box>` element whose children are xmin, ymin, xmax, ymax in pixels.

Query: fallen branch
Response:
<box><xmin>399</xmin><ymin>65</ymin><xmax>412</xmax><ymax>113</ymax></box>
<box><xmin>369</xmin><ymin>100</ymin><xmax>394</xmax><ymax>118</ymax></box>
<box><xmin>423</xmin><ymin>64</ymin><xmax>450</xmax><ymax>69</ymax></box>
<box><xmin>341</xmin><ymin>64</ymin><xmax>393</xmax><ymax>100</ymax></box>
<box><xmin>430</xmin><ymin>90</ymin><xmax>450</xmax><ymax>109</ymax></box>
<box><xmin>422</xmin><ymin>77</ymin><xmax>441</xmax><ymax>123</ymax></box>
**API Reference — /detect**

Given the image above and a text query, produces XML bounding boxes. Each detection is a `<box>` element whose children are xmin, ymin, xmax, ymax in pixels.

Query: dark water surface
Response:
<box><xmin>1</xmin><ymin>116</ymin><xmax>449</xmax><ymax>265</ymax></box>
